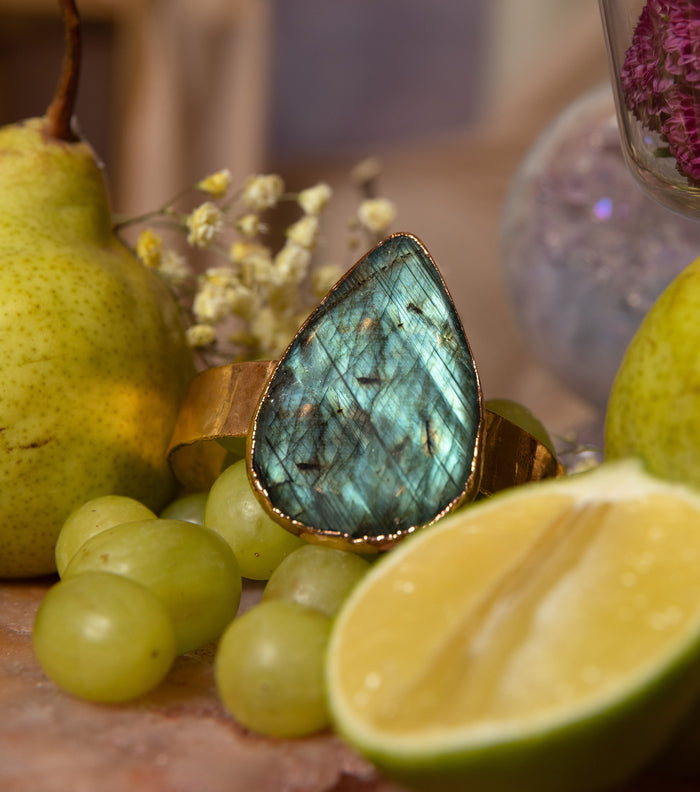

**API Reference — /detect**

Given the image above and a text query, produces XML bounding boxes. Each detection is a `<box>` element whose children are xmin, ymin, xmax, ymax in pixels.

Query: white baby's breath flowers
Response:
<box><xmin>250</xmin><ymin>307</ymin><xmax>300</xmax><ymax>359</ymax></box>
<box><xmin>249</xmin><ymin>307</ymin><xmax>278</xmax><ymax>355</ymax></box>
<box><xmin>230</xmin><ymin>241</ymin><xmax>278</xmax><ymax>290</ymax></box>
<box><xmin>275</xmin><ymin>241</ymin><xmax>312</xmax><ymax>284</ymax></box>
<box><xmin>230</xmin><ymin>240</ymin><xmax>269</xmax><ymax>265</ymax></box>
<box><xmin>311</xmin><ymin>263</ymin><xmax>342</xmax><ymax>299</ymax></box>
<box><xmin>234</xmin><ymin>213</ymin><xmax>265</xmax><ymax>238</ymax></box>
<box><xmin>197</xmin><ymin>169</ymin><xmax>232</xmax><ymax>198</ymax></box>
<box><xmin>135</xmin><ymin>228</ymin><xmax>162</xmax><ymax>268</ymax></box>
<box><xmin>135</xmin><ymin>229</ymin><xmax>191</xmax><ymax>288</ymax></box>
<box><xmin>186</xmin><ymin>323</ymin><xmax>217</xmax><ymax>348</ymax></box>
<box><xmin>120</xmin><ymin>159</ymin><xmax>395</xmax><ymax>365</ymax></box>
<box><xmin>357</xmin><ymin>197</ymin><xmax>396</xmax><ymax>235</ymax></box>
<box><xmin>286</xmin><ymin>215</ymin><xmax>319</xmax><ymax>250</ymax></box>
<box><xmin>192</xmin><ymin>277</ymin><xmax>235</xmax><ymax>324</ymax></box>
<box><xmin>268</xmin><ymin>281</ymin><xmax>300</xmax><ymax>315</ymax></box>
<box><xmin>197</xmin><ymin>266</ymin><xmax>260</xmax><ymax>323</ymax></box>
<box><xmin>203</xmin><ymin>266</ymin><xmax>238</xmax><ymax>289</ymax></box>
<box><xmin>227</xmin><ymin>285</ymin><xmax>260</xmax><ymax>321</ymax></box>
<box><xmin>242</xmin><ymin>174</ymin><xmax>285</xmax><ymax>211</ymax></box>
<box><xmin>158</xmin><ymin>249</ymin><xmax>191</xmax><ymax>288</ymax></box>
<box><xmin>298</xmin><ymin>183</ymin><xmax>332</xmax><ymax>216</ymax></box>
<box><xmin>241</xmin><ymin>255</ymin><xmax>277</xmax><ymax>291</ymax></box>
<box><xmin>186</xmin><ymin>202</ymin><xmax>225</xmax><ymax>249</ymax></box>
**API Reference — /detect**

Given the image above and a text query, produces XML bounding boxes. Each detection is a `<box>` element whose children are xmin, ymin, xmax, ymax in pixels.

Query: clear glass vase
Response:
<box><xmin>599</xmin><ymin>0</ymin><xmax>700</xmax><ymax>217</ymax></box>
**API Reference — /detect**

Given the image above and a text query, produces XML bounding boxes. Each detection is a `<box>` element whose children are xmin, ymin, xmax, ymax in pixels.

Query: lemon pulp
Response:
<box><xmin>327</xmin><ymin>461</ymin><xmax>700</xmax><ymax>789</ymax></box>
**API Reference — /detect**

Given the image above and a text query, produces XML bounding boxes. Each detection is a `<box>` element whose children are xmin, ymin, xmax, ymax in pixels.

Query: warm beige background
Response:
<box><xmin>3</xmin><ymin>7</ymin><xmax>700</xmax><ymax>789</ymax></box>
<box><xmin>281</xmin><ymin>1</ymin><xmax>609</xmax><ymax>439</ymax></box>
<box><xmin>0</xmin><ymin>0</ymin><xmax>608</xmax><ymax>437</ymax></box>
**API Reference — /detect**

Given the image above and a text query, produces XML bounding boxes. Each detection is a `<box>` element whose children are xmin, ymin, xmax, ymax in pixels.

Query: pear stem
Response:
<box><xmin>46</xmin><ymin>0</ymin><xmax>81</xmax><ymax>141</ymax></box>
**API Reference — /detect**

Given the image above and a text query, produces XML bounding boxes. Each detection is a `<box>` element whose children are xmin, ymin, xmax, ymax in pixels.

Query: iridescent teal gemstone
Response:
<box><xmin>249</xmin><ymin>233</ymin><xmax>482</xmax><ymax>547</ymax></box>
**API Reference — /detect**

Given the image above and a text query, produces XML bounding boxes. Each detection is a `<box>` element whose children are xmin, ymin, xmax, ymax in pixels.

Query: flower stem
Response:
<box><xmin>113</xmin><ymin>187</ymin><xmax>194</xmax><ymax>232</ymax></box>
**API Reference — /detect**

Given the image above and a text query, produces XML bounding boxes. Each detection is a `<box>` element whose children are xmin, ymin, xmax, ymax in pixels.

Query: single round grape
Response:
<box><xmin>485</xmin><ymin>398</ymin><xmax>556</xmax><ymax>455</ymax></box>
<box><xmin>159</xmin><ymin>492</ymin><xmax>208</xmax><ymax>525</ymax></box>
<box><xmin>33</xmin><ymin>571</ymin><xmax>175</xmax><ymax>703</ymax></box>
<box><xmin>263</xmin><ymin>544</ymin><xmax>371</xmax><ymax>617</ymax></box>
<box><xmin>55</xmin><ymin>495</ymin><xmax>157</xmax><ymax>576</ymax></box>
<box><xmin>204</xmin><ymin>459</ymin><xmax>304</xmax><ymax>580</ymax></box>
<box><xmin>215</xmin><ymin>599</ymin><xmax>331</xmax><ymax>738</ymax></box>
<box><xmin>216</xmin><ymin>436</ymin><xmax>246</xmax><ymax>459</ymax></box>
<box><xmin>63</xmin><ymin>519</ymin><xmax>241</xmax><ymax>654</ymax></box>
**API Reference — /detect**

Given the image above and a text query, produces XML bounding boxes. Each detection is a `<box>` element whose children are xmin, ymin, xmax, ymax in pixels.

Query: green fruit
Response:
<box><xmin>55</xmin><ymin>494</ymin><xmax>157</xmax><ymax>576</ymax></box>
<box><xmin>605</xmin><ymin>255</ymin><xmax>700</xmax><ymax>487</ymax></box>
<box><xmin>62</xmin><ymin>518</ymin><xmax>242</xmax><ymax>654</ymax></box>
<box><xmin>327</xmin><ymin>460</ymin><xmax>700</xmax><ymax>791</ymax></box>
<box><xmin>159</xmin><ymin>492</ymin><xmax>208</xmax><ymax>525</ymax></box>
<box><xmin>216</xmin><ymin>599</ymin><xmax>331</xmax><ymax>738</ymax></box>
<box><xmin>262</xmin><ymin>544</ymin><xmax>371</xmax><ymax>618</ymax></box>
<box><xmin>485</xmin><ymin>398</ymin><xmax>556</xmax><ymax>455</ymax></box>
<box><xmin>0</xmin><ymin>1</ymin><xmax>194</xmax><ymax>577</ymax></box>
<box><xmin>33</xmin><ymin>571</ymin><xmax>176</xmax><ymax>703</ymax></box>
<box><xmin>204</xmin><ymin>459</ymin><xmax>305</xmax><ymax>580</ymax></box>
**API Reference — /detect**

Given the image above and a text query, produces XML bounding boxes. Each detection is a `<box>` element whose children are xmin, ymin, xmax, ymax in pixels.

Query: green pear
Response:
<box><xmin>605</xmin><ymin>254</ymin><xmax>700</xmax><ymax>488</ymax></box>
<box><xmin>0</xmin><ymin>0</ymin><xmax>194</xmax><ymax>577</ymax></box>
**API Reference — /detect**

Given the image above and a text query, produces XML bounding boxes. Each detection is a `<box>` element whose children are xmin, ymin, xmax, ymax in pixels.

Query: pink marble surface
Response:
<box><xmin>2</xmin><ymin>579</ymin><xmax>699</xmax><ymax>792</ymax></box>
<box><xmin>0</xmin><ymin>579</ymin><xmax>407</xmax><ymax>792</ymax></box>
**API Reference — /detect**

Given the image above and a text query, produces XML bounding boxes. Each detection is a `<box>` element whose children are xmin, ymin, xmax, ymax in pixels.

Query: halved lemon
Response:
<box><xmin>326</xmin><ymin>460</ymin><xmax>700</xmax><ymax>791</ymax></box>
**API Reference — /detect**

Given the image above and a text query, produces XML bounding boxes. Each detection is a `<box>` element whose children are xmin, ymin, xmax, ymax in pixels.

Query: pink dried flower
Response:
<box><xmin>621</xmin><ymin>0</ymin><xmax>700</xmax><ymax>183</ymax></box>
<box><xmin>621</xmin><ymin>2</ymin><xmax>673</xmax><ymax>131</ymax></box>
<box><xmin>663</xmin><ymin>85</ymin><xmax>700</xmax><ymax>180</ymax></box>
<box><xmin>665</xmin><ymin>4</ymin><xmax>700</xmax><ymax>83</ymax></box>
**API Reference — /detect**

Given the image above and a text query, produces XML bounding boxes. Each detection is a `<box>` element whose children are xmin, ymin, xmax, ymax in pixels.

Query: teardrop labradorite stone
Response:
<box><xmin>249</xmin><ymin>233</ymin><xmax>482</xmax><ymax>546</ymax></box>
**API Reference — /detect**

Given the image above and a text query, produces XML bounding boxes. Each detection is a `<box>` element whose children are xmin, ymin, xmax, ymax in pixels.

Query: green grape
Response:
<box><xmin>216</xmin><ymin>436</ymin><xmax>246</xmax><ymax>459</ymax></box>
<box><xmin>263</xmin><ymin>544</ymin><xmax>371</xmax><ymax>618</ymax></box>
<box><xmin>485</xmin><ymin>397</ymin><xmax>556</xmax><ymax>455</ymax></box>
<box><xmin>215</xmin><ymin>599</ymin><xmax>331</xmax><ymax>738</ymax></box>
<box><xmin>33</xmin><ymin>571</ymin><xmax>175</xmax><ymax>703</ymax></box>
<box><xmin>62</xmin><ymin>519</ymin><xmax>241</xmax><ymax>654</ymax></box>
<box><xmin>159</xmin><ymin>491</ymin><xmax>208</xmax><ymax>525</ymax></box>
<box><xmin>204</xmin><ymin>458</ymin><xmax>304</xmax><ymax>580</ymax></box>
<box><xmin>55</xmin><ymin>495</ymin><xmax>156</xmax><ymax>576</ymax></box>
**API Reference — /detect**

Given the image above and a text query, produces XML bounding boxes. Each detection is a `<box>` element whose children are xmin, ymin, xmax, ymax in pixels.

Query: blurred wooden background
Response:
<box><xmin>0</xmin><ymin>0</ymin><xmax>608</xmax><ymax>436</ymax></box>
<box><xmin>0</xmin><ymin>0</ymin><xmax>591</xmax><ymax>210</ymax></box>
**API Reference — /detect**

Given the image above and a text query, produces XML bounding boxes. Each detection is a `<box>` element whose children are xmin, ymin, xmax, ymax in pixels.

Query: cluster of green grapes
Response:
<box><xmin>32</xmin><ymin>458</ymin><xmax>371</xmax><ymax>738</ymax></box>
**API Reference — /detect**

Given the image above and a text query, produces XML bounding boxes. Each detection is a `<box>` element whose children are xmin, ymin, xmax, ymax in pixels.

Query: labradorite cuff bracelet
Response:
<box><xmin>168</xmin><ymin>233</ymin><xmax>562</xmax><ymax>551</ymax></box>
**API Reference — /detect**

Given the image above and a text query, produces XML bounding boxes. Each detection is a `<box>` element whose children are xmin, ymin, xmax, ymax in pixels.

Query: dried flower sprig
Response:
<box><xmin>621</xmin><ymin>0</ymin><xmax>700</xmax><ymax>183</ymax></box>
<box><xmin>114</xmin><ymin>161</ymin><xmax>396</xmax><ymax>367</ymax></box>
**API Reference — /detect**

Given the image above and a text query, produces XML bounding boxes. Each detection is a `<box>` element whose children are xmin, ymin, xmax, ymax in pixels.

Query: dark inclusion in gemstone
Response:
<box><xmin>249</xmin><ymin>233</ymin><xmax>482</xmax><ymax>544</ymax></box>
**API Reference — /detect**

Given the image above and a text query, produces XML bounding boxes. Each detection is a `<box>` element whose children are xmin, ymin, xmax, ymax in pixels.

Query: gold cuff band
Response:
<box><xmin>167</xmin><ymin>362</ymin><xmax>563</xmax><ymax>500</ymax></box>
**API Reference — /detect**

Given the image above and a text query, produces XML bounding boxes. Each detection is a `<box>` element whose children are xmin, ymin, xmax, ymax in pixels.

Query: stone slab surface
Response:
<box><xmin>0</xmin><ymin>578</ymin><xmax>697</xmax><ymax>792</ymax></box>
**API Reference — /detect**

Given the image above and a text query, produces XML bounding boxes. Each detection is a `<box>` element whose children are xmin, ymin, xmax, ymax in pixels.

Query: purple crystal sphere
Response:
<box><xmin>501</xmin><ymin>84</ymin><xmax>700</xmax><ymax>410</ymax></box>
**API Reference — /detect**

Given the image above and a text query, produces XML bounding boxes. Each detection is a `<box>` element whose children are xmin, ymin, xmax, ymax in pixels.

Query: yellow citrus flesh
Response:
<box><xmin>326</xmin><ymin>460</ymin><xmax>700</xmax><ymax>792</ymax></box>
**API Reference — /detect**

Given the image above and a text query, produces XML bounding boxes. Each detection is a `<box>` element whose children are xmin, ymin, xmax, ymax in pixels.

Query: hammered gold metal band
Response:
<box><xmin>167</xmin><ymin>362</ymin><xmax>563</xmax><ymax>498</ymax></box>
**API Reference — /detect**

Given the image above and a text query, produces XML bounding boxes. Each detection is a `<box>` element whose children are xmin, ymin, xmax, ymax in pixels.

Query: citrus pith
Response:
<box><xmin>326</xmin><ymin>460</ymin><xmax>700</xmax><ymax>791</ymax></box>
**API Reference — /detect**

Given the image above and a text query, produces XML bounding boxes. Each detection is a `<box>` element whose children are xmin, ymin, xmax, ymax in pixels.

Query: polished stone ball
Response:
<box><xmin>501</xmin><ymin>84</ymin><xmax>700</xmax><ymax>410</ymax></box>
